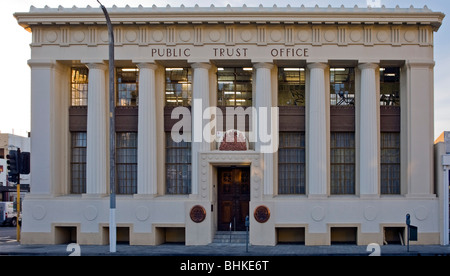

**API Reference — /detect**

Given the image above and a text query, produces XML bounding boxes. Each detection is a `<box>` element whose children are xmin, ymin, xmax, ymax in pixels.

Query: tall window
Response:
<box><xmin>71</xmin><ymin>67</ymin><xmax>88</xmax><ymax>106</ymax></box>
<box><xmin>116</xmin><ymin>132</ymin><xmax>137</xmax><ymax>194</ymax></box>
<box><xmin>117</xmin><ymin>68</ymin><xmax>139</xmax><ymax>106</ymax></box>
<box><xmin>330</xmin><ymin>132</ymin><xmax>355</xmax><ymax>195</ymax></box>
<box><xmin>217</xmin><ymin>67</ymin><xmax>253</xmax><ymax>107</ymax></box>
<box><xmin>380</xmin><ymin>67</ymin><xmax>400</xmax><ymax>106</ymax></box>
<box><xmin>381</xmin><ymin>132</ymin><xmax>401</xmax><ymax>194</ymax></box>
<box><xmin>278</xmin><ymin>68</ymin><xmax>306</xmax><ymax>106</ymax></box>
<box><xmin>330</xmin><ymin>68</ymin><xmax>355</xmax><ymax>106</ymax></box>
<box><xmin>278</xmin><ymin>132</ymin><xmax>306</xmax><ymax>194</ymax></box>
<box><xmin>165</xmin><ymin>68</ymin><xmax>192</xmax><ymax>106</ymax></box>
<box><xmin>71</xmin><ymin>132</ymin><xmax>87</xmax><ymax>194</ymax></box>
<box><xmin>166</xmin><ymin>133</ymin><xmax>191</xmax><ymax>194</ymax></box>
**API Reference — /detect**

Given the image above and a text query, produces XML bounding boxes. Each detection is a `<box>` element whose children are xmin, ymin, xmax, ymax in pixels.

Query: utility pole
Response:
<box><xmin>97</xmin><ymin>0</ymin><xmax>116</xmax><ymax>253</ymax></box>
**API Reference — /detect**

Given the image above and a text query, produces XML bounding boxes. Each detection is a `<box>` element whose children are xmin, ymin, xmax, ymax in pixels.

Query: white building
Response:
<box><xmin>14</xmin><ymin>4</ymin><xmax>446</xmax><ymax>246</ymax></box>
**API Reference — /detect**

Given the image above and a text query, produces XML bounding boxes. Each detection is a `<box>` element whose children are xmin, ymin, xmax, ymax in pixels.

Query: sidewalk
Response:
<box><xmin>1</xmin><ymin>241</ymin><xmax>450</xmax><ymax>256</ymax></box>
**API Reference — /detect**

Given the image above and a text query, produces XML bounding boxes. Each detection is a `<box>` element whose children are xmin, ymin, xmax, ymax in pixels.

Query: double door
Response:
<box><xmin>218</xmin><ymin>167</ymin><xmax>250</xmax><ymax>231</ymax></box>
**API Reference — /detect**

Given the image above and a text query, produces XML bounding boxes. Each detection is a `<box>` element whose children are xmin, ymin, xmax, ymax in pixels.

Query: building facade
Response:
<box><xmin>0</xmin><ymin>133</ymin><xmax>31</xmax><ymax>202</ymax></box>
<box><xmin>15</xmin><ymin>5</ymin><xmax>446</xmax><ymax>246</ymax></box>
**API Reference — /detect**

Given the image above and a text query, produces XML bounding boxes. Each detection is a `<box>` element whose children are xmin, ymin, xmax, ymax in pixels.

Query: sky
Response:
<box><xmin>0</xmin><ymin>0</ymin><xmax>449</xmax><ymax>139</ymax></box>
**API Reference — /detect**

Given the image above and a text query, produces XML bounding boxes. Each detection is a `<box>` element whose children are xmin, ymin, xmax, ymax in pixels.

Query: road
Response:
<box><xmin>0</xmin><ymin>227</ymin><xmax>18</xmax><ymax>244</ymax></box>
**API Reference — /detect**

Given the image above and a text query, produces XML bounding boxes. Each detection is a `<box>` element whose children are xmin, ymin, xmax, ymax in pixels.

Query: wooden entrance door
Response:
<box><xmin>218</xmin><ymin>167</ymin><xmax>250</xmax><ymax>231</ymax></box>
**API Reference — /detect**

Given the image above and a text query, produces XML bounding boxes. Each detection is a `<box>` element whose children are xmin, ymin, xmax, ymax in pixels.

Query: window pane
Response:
<box><xmin>278</xmin><ymin>68</ymin><xmax>306</xmax><ymax>106</ymax></box>
<box><xmin>165</xmin><ymin>68</ymin><xmax>192</xmax><ymax>106</ymax></box>
<box><xmin>330</xmin><ymin>68</ymin><xmax>355</xmax><ymax>106</ymax></box>
<box><xmin>71</xmin><ymin>132</ymin><xmax>87</xmax><ymax>194</ymax></box>
<box><xmin>166</xmin><ymin>133</ymin><xmax>192</xmax><ymax>194</ymax></box>
<box><xmin>278</xmin><ymin>132</ymin><xmax>306</xmax><ymax>195</ymax></box>
<box><xmin>217</xmin><ymin>68</ymin><xmax>252</xmax><ymax>107</ymax></box>
<box><xmin>381</xmin><ymin>132</ymin><xmax>401</xmax><ymax>194</ymax></box>
<box><xmin>330</xmin><ymin>132</ymin><xmax>355</xmax><ymax>194</ymax></box>
<box><xmin>117</xmin><ymin>68</ymin><xmax>139</xmax><ymax>106</ymax></box>
<box><xmin>71</xmin><ymin>68</ymin><xmax>88</xmax><ymax>106</ymax></box>
<box><xmin>116</xmin><ymin>132</ymin><xmax>137</xmax><ymax>194</ymax></box>
<box><xmin>380</xmin><ymin>67</ymin><xmax>400</xmax><ymax>106</ymax></box>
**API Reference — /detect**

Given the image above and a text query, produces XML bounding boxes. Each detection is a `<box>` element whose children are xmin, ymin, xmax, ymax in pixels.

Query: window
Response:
<box><xmin>117</xmin><ymin>68</ymin><xmax>139</xmax><ymax>106</ymax></box>
<box><xmin>381</xmin><ymin>132</ymin><xmax>401</xmax><ymax>194</ymax></box>
<box><xmin>330</xmin><ymin>68</ymin><xmax>355</xmax><ymax>106</ymax></box>
<box><xmin>0</xmin><ymin>148</ymin><xmax>4</xmax><ymax>159</ymax></box>
<box><xmin>166</xmin><ymin>133</ymin><xmax>191</xmax><ymax>194</ymax></box>
<box><xmin>71</xmin><ymin>132</ymin><xmax>87</xmax><ymax>194</ymax></box>
<box><xmin>278</xmin><ymin>132</ymin><xmax>306</xmax><ymax>194</ymax></box>
<box><xmin>71</xmin><ymin>67</ymin><xmax>88</xmax><ymax>106</ymax></box>
<box><xmin>380</xmin><ymin>67</ymin><xmax>400</xmax><ymax>106</ymax></box>
<box><xmin>278</xmin><ymin>68</ymin><xmax>306</xmax><ymax>106</ymax></box>
<box><xmin>116</xmin><ymin>132</ymin><xmax>137</xmax><ymax>194</ymax></box>
<box><xmin>165</xmin><ymin>68</ymin><xmax>192</xmax><ymax>106</ymax></box>
<box><xmin>217</xmin><ymin>67</ymin><xmax>252</xmax><ymax>107</ymax></box>
<box><xmin>330</xmin><ymin>132</ymin><xmax>355</xmax><ymax>195</ymax></box>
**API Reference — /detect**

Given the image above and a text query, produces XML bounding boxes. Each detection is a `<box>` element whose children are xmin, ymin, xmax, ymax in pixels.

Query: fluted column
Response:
<box><xmin>359</xmin><ymin>63</ymin><xmax>380</xmax><ymax>197</ymax></box>
<box><xmin>191</xmin><ymin>62</ymin><xmax>211</xmax><ymax>195</ymax></box>
<box><xmin>307</xmin><ymin>63</ymin><xmax>328</xmax><ymax>197</ymax></box>
<box><xmin>86</xmin><ymin>62</ymin><xmax>108</xmax><ymax>195</ymax></box>
<box><xmin>137</xmin><ymin>63</ymin><xmax>158</xmax><ymax>195</ymax></box>
<box><xmin>254</xmin><ymin>62</ymin><xmax>275</xmax><ymax>196</ymax></box>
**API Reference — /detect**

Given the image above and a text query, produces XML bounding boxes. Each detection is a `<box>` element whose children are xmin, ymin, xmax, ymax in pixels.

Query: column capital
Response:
<box><xmin>307</xmin><ymin>62</ymin><xmax>328</xmax><ymax>70</ymax></box>
<box><xmin>27</xmin><ymin>59</ymin><xmax>57</xmax><ymax>69</ymax></box>
<box><xmin>358</xmin><ymin>62</ymin><xmax>379</xmax><ymax>70</ymax></box>
<box><xmin>190</xmin><ymin>62</ymin><xmax>211</xmax><ymax>70</ymax></box>
<box><xmin>136</xmin><ymin>62</ymin><xmax>158</xmax><ymax>70</ymax></box>
<box><xmin>253</xmin><ymin>62</ymin><xmax>274</xmax><ymax>70</ymax></box>
<box><xmin>84</xmin><ymin>62</ymin><xmax>107</xmax><ymax>71</ymax></box>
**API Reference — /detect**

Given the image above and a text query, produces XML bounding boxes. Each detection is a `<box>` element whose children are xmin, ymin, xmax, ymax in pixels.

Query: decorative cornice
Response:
<box><xmin>15</xmin><ymin>5</ymin><xmax>445</xmax><ymax>31</ymax></box>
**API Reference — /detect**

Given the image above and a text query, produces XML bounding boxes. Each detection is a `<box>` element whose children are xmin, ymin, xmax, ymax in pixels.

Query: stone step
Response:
<box><xmin>213</xmin><ymin>231</ymin><xmax>249</xmax><ymax>244</ymax></box>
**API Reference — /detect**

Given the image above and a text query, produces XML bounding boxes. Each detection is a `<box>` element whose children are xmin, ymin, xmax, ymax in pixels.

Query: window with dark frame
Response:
<box><xmin>217</xmin><ymin>67</ymin><xmax>253</xmax><ymax>107</ymax></box>
<box><xmin>330</xmin><ymin>132</ymin><xmax>356</xmax><ymax>195</ymax></box>
<box><xmin>165</xmin><ymin>68</ymin><xmax>192</xmax><ymax>106</ymax></box>
<box><xmin>330</xmin><ymin>68</ymin><xmax>355</xmax><ymax>106</ymax></box>
<box><xmin>381</xmin><ymin>132</ymin><xmax>401</xmax><ymax>194</ymax></box>
<box><xmin>278</xmin><ymin>132</ymin><xmax>306</xmax><ymax>194</ymax></box>
<box><xmin>70</xmin><ymin>132</ymin><xmax>87</xmax><ymax>194</ymax></box>
<box><xmin>117</xmin><ymin>67</ymin><xmax>139</xmax><ymax>107</ymax></box>
<box><xmin>116</xmin><ymin>132</ymin><xmax>138</xmax><ymax>195</ymax></box>
<box><xmin>278</xmin><ymin>68</ymin><xmax>306</xmax><ymax>107</ymax></box>
<box><xmin>71</xmin><ymin>67</ymin><xmax>89</xmax><ymax>106</ymax></box>
<box><xmin>165</xmin><ymin>133</ymin><xmax>191</xmax><ymax>195</ymax></box>
<box><xmin>380</xmin><ymin>67</ymin><xmax>400</xmax><ymax>106</ymax></box>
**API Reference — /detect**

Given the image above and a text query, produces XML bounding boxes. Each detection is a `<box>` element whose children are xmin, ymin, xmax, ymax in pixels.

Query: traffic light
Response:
<box><xmin>20</xmin><ymin>152</ymin><xmax>30</xmax><ymax>174</ymax></box>
<box><xmin>6</xmin><ymin>150</ymin><xmax>19</xmax><ymax>175</ymax></box>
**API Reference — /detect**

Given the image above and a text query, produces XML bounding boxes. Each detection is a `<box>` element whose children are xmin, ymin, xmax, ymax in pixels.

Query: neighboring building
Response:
<box><xmin>434</xmin><ymin>132</ymin><xmax>450</xmax><ymax>245</ymax></box>
<box><xmin>14</xmin><ymin>5</ymin><xmax>446</xmax><ymax>246</ymax></box>
<box><xmin>0</xmin><ymin>133</ymin><xmax>31</xmax><ymax>202</ymax></box>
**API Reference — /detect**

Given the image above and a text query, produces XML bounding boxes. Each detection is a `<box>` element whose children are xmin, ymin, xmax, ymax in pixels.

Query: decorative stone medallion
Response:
<box><xmin>254</xmin><ymin>205</ymin><xmax>270</xmax><ymax>223</ymax></box>
<box><xmin>190</xmin><ymin>205</ymin><xmax>207</xmax><ymax>223</ymax></box>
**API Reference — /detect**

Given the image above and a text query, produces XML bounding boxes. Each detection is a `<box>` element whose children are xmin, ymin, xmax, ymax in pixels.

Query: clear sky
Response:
<box><xmin>1</xmin><ymin>0</ymin><xmax>448</xmax><ymax>139</ymax></box>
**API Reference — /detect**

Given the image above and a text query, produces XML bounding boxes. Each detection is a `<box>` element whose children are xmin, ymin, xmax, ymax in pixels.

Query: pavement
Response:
<box><xmin>1</xmin><ymin>227</ymin><xmax>450</xmax><ymax>256</ymax></box>
<box><xmin>1</xmin><ymin>240</ymin><xmax>450</xmax><ymax>256</ymax></box>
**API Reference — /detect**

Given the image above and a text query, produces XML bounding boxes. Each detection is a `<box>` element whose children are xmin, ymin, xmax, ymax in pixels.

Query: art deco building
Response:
<box><xmin>14</xmin><ymin>4</ymin><xmax>446</xmax><ymax>246</ymax></box>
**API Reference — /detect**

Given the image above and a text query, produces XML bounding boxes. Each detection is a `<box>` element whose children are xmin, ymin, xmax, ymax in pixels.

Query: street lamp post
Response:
<box><xmin>97</xmin><ymin>0</ymin><xmax>116</xmax><ymax>253</ymax></box>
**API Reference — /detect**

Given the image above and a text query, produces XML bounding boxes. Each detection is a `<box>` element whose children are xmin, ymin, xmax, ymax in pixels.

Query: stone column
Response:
<box><xmin>307</xmin><ymin>63</ymin><xmax>328</xmax><ymax>197</ymax></box>
<box><xmin>359</xmin><ymin>63</ymin><xmax>380</xmax><ymax>197</ymax></box>
<box><xmin>27</xmin><ymin>60</ymin><xmax>57</xmax><ymax>195</ymax></box>
<box><xmin>405</xmin><ymin>61</ymin><xmax>435</xmax><ymax>197</ymax></box>
<box><xmin>254</xmin><ymin>62</ymin><xmax>275</xmax><ymax>196</ymax></box>
<box><xmin>85</xmin><ymin>62</ymin><xmax>108</xmax><ymax>195</ymax></box>
<box><xmin>191</xmin><ymin>62</ymin><xmax>211</xmax><ymax>195</ymax></box>
<box><xmin>137</xmin><ymin>63</ymin><xmax>158</xmax><ymax>195</ymax></box>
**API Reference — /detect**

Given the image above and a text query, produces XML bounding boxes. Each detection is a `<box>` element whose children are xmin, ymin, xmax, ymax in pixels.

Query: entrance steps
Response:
<box><xmin>213</xmin><ymin>231</ymin><xmax>248</xmax><ymax>244</ymax></box>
